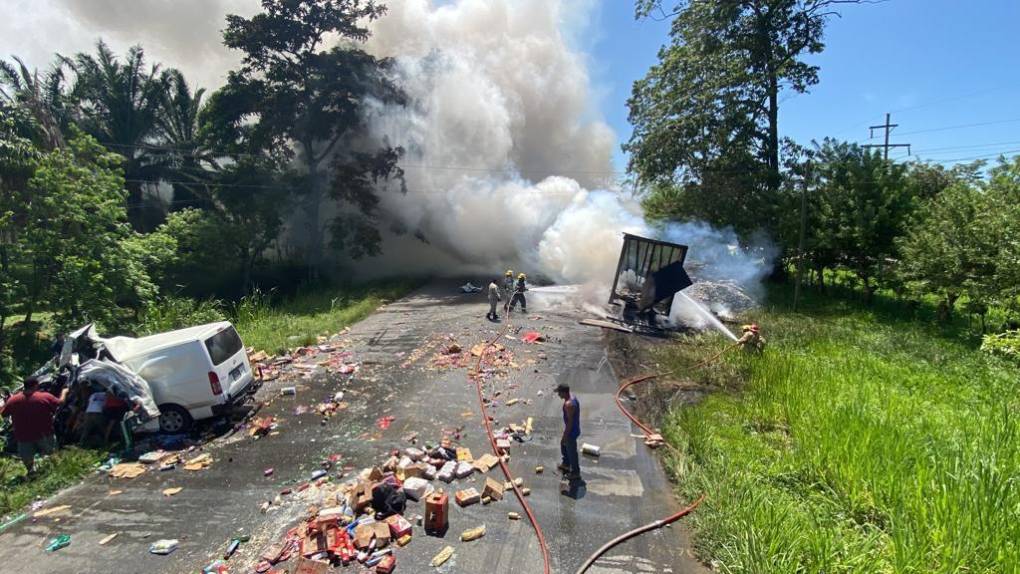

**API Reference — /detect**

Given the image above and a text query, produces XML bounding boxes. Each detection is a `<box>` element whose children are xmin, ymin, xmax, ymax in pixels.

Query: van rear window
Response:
<box><xmin>205</xmin><ymin>327</ymin><xmax>243</xmax><ymax>366</ymax></box>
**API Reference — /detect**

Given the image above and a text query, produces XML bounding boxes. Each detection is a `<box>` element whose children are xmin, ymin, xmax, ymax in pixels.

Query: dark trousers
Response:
<box><xmin>509</xmin><ymin>292</ymin><xmax>527</xmax><ymax>311</ymax></box>
<box><xmin>560</xmin><ymin>436</ymin><xmax>580</xmax><ymax>476</ymax></box>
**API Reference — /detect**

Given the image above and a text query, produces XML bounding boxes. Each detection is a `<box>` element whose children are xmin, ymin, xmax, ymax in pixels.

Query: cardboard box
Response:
<box><xmin>372</xmin><ymin>521</ymin><xmax>391</xmax><ymax>546</ymax></box>
<box><xmin>349</xmin><ymin>481</ymin><xmax>373</xmax><ymax>513</ymax></box>
<box><xmin>354</xmin><ymin>523</ymin><xmax>376</xmax><ymax>549</ymax></box>
<box><xmin>294</xmin><ymin>557</ymin><xmax>329</xmax><ymax>574</ymax></box>
<box><xmin>454</xmin><ymin>461</ymin><xmax>475</xmax><ymax>479</ymax></box>
<box><xmin>483</xmin><ymin>477</ymin><xmax>505</xmax><ymax>501</ymax></box>
<box><xmin>402</xmin><ymin>477</ymin><xmax>433</xmax><ymax>501</ymax></box>
<box><xmin>472</xmin><ymin>453</ymin><xmax>500</xmax><ymax>473</ymax></box>
<box><xmin>456</xmin><ymin>447</ymin><xmax>473</xmax><ymax>462</ymax></box>
<box><xmin>437</xmin><ymin>461</ymin><xmax>457</xmax><ymax>482</ymax></box>
<box><xmin>455</xmin><ymin>487</ymin><xmax>481</xmax><ymax>507</ymax></box>
<box><xmin>386</xmin><ymin>514</ymin><xmax>412</xmax><ymax>538</ymax></box>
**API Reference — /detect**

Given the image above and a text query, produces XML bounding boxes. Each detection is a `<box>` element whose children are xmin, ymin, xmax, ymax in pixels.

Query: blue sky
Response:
<box><xmin>588</xmin><ymin>0</ymin><xmax>1020</xmax><ymax>172</ymax></box>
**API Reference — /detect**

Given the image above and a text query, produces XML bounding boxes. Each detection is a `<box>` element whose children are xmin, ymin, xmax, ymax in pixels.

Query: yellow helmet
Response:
<box><xmin>518</xmin><ymin>273</ymin><xmax>526</xmax><ymax>280</ymax></box>
<box><xmin>505</xmin><ymin>269</ymin><xmax>513</xmax><ymax>277</ymax></box>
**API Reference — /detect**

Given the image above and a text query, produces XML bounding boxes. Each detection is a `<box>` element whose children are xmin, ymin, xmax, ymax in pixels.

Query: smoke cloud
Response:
<box><xmin>359</xmin><ymin>0</ymin><xmax>773</xmax><ymax>314</ymax></box>
<box><xmin>359</xmin><ymin>0</ymin><xmax>629</xmax><ymax>283</ymax></box>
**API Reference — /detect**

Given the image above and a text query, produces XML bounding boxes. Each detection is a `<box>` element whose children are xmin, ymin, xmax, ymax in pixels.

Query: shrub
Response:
<box><xmin>135</xmin><ymin>296</ymin><xmax>226</xmax><ymax>336</ymax></box>
<box><xmin>981</xmin><ymin>329</ymin><xmax>1020</xmax><ymax>364</ymax></box>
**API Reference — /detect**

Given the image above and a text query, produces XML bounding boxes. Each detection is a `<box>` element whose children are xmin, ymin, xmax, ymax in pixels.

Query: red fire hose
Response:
<box><xmin>575</xmin><ymin>342</ymin><xmax>738</xmax><ymax>574</ymax></box>
<box><xmin>471</xmin><ymin>302</ymin><xmax>552</xmax><ymax>574</ymax></box>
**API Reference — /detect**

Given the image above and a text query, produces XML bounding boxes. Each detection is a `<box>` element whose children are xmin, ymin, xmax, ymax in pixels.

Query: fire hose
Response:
<box><xmin>574</xmin><ymin>341</ymin><xmax>740</xmax><ymax>574</ymax></box>
<box><xmin>471</xmin><ymin>299</ymin><xmax>552</xmax><ymax>574</ymax></box>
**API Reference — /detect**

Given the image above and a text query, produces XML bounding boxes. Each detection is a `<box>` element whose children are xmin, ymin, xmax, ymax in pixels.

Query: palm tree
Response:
<box><xmin>0</xmin><ymin>56</ymin><xmax>70</xmax><ymax>150</ymax></box>
<box><xmin>66</xmin><ymin>41</ymin><xmax>166</xmax><ymax>230</ymax></box>
<box><xmin>151</xmin><ymin>69</ymin><xmax>220</xmax><ymax>211</ymax></box>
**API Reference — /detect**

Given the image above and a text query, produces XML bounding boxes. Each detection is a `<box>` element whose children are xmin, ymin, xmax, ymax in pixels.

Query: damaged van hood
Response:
<box><xmin>77</xmin><ymin>359</ymin><xmax>161</xmax><ymax>421</ymax></box>
<box><xmin>62</xmin><ymin>324</ymin><xmax>161</xmax><ymax>421</ymax></box>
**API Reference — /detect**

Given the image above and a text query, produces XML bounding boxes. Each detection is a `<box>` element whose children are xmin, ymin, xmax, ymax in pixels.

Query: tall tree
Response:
<box><xmin>218</xmin><ymin>0</ymin><xmax>405</xmax><ymax>273</ymax></box>
<box><xmin>2</xmin><ymin>129</ymin><xmax>159</xmax><ymax>343</ymax></box>
<box><xmin>152</xmin><ymin>69</ymin><xmax>218</xmax><ymax>211</ymax></box>
<box><xmin>0</xmin><ymin>56</ymin><xmax>70</xmax><ymax>150</ymax></box>
<box><xmin>628</xmin><ymin>0</ymin><xmax>861</xmax><ymax>234</ymax></box>
<box><xmin>810</xmin><ymin>140</ymin><xmax>911</xmax><ymax>298</ymax></box>
<box><xmin>66</xmin><ymin>41</ymin><xmax>167</xmax><ymax>230</ymax></box>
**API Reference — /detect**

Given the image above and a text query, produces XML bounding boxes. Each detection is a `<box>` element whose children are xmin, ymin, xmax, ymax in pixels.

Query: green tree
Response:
<box><xmin>151</xmin><ymin>69</ymin><xmax>218</xmax><ymax>212</ymax></box>
<box><xmin>0</xmin><ymin>104</ymin><xmax>41</xmax><ymax>378</ymax></box>
<box><xmin>13</xmin><ymin>130</ymin><xmax>159</xmax><ymax>333</ymax></box>
<box><xmin>629</xmin><ymin>0</ymin><xmax>862</xmax><ymax>235</ymax></box>
<box><xmin>153</xmin><ymin>157</ymin><xmax>294</xmax><ymax>296</ymax></box>
<box><xmin>216</xmin><ymin>0</ymin><xmax>405</xmax><ymax>273</ymax></box>
<box><xmin>0</xmin><ymin>56</ymin><xmax>70</xmax><ymax>150</ymax></box>
<box><xmin>809</xmin><ymin>140</ymin><xmax>911</xmax><ymax>298</ymax></box>
<box><xmin>66</xmin><ymin>41</ymin><xmax>168</xmax><ymax>230</ymax></box>
<box><xmin>896</xmin><ymin>182</ymin><xmax>996</xmax><ymax>320</ymax></box>
<box><xmin>983</xmin><ymin>157</ymin><xmax>1020</xmax><ymax>316</ymax></box>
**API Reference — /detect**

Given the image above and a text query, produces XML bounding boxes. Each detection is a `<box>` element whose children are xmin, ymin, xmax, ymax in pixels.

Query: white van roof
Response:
<box><xmin>101</xmin><ymin>321</ymin><xmax>236</xmax><ymax>362</ymax></box>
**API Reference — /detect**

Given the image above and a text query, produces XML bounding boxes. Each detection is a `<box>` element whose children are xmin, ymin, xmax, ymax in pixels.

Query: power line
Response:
<box><xmin>896</xmin><ymin>117</ymin><xmax>1020</xmax><ymax>137</ymax></box>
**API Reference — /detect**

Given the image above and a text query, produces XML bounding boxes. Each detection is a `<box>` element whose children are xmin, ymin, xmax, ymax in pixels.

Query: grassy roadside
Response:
<box><xmin>233</xmin><ymin>279</ymin><xmax>422</xmax><ymax>353</ymax></box>
<box><xmin>0</xmin><ymin>279</ymin><xmax>421</xmax><ymax>519</ymax></box>
<box><xmin>0</xmin><ymin>448</ymin><xmax>104</xmax><ymax>519</ymax></box>
<box><xmin>659</xmin><ymin>286</ymin><xmax>1019</xmax><ymax>573</ymax></box>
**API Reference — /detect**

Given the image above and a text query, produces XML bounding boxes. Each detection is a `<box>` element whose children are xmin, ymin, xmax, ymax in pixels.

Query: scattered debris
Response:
<box><xmin>521</xmin><ymin>331</ymin><xmax>545</xmax><ymax>344</ymax></box>
<box><xmin>581</xmin><ymin>443</ymin><xmax>601</xmax><ymax>457</ymax></box>
<box><xmin>579</xmin><ymin>319</ymin><xmax>634</xmax><ymax>333</ymax></box>
<box><xmin>431</xmin><ymin>546</ymin><xmax>454</xmax><ymax>567</ymax></box>
<box><xmin>375</xmin><ymin>415</ymin><xmax>396</xmax><ymax>430</ymax></box>
<box><xmin>162</xmin><ymin>487</ymin><xmax>183</xmax><ymax>497</ymax></box>
<box><xmin>33</xmin><ymin>505</ymin><xmax>71</xmax><ymax>518</ymax></box>
<box><xmin>45</xmin><ymin>535</ymin><xmax>71</xmax><ymax>552</ymax></box>
<box><xmin>149</xmin><ymin>539</ymin><xmax>179</xmax><ymax>555</ymax></box>
<box><xmin>98</xmin><ymin>532</ymin><xmax>118</xmax><ymax>545</ymax></box>
<box><xmin>108</xmin><ymin>463</ymin><xmax>146</xmax><ymax>479</ymax></box>
<box><xmin>184</xmin><ymin>453</ymin><xmax>213</xmax><ymax>471</ymax></box>
<box><xmin>460</xmin><ymin>525</ymin><xmax>486</xmax><ymax>542</ymax></box>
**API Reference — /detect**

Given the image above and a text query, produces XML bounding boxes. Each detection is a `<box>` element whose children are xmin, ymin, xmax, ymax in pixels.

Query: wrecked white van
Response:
<box><xmin>99</xmin><ymin>322</ymin><xmax>257</xmax><ymax>432</ymax></box>
<box><xmin>70</xmin><ymin>322</ymin><xmax>257</xmax><ymax>432</ymax></box>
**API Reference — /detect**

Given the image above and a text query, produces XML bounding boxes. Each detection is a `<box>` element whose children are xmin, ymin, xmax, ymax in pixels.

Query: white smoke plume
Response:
<box><xmin>359</xmin><ymin>0</ymin><xmax>632</xmax><ymax>284</ymax></box>
<box><xmin>359</xmin><ymin>0</ymin><xmax>774</xmax><ymax>318</ymax></box>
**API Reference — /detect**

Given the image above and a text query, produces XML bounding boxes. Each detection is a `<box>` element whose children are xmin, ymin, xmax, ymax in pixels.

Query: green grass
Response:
<box><xmin>233</xmin><ymin>279</ymin><xmax>421</xmax><ymax>354</ymax></box>
<box><xmin>0</xmin><ymin>447</ymin><xmax>104</xmax><ymax>520</ymax></box>
<box><xmin>659</xmin><ymin>284</ymin><xmax>1020</xmax><ymax>574</ymax></box>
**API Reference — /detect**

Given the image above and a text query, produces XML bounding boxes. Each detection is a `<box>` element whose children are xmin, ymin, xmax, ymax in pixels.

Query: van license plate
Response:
<box><xmin>230</xmin><ymin>364</ymin><xmax>245</xmax><ymax>381</ymax></box>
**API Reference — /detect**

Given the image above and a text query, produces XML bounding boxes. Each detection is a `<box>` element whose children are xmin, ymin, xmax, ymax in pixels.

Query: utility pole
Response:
<box><xmin>863</xmin><ymin>113</ymin><xmax>911</xmax><ymax>160</ymax></box>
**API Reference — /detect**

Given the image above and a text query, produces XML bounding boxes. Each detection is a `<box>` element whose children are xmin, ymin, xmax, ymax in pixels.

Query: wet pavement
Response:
<box><xmin>0</xmin><ymin>282</ymin><xmax>708</xmax><ymax>574</ymax></box>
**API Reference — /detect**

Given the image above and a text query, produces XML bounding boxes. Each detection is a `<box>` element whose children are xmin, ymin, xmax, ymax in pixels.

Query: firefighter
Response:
<box><xmin>737</xmin><ymin>323</ymin><xmax>765</xmax><ymax>353</ymax></box>
<box><xmin>509</xmin><ymin>272</ymin><xmax>528</xmax><ymax>313</ymax></box>
<box><xmin>503</xmin><ymin>270</ymin><xmax>515</xmax><ymax>310</ymax></box>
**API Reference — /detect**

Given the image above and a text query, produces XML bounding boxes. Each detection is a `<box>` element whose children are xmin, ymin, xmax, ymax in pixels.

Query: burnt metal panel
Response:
<box><xmin>609</xmin><ymin>233</ymin><xmax>692</xmax><ymax>312</ymax></box>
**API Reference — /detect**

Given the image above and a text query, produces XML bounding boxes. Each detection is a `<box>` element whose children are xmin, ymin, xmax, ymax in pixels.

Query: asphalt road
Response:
<box><xmin>0</xmin><ymin>282</ymin><xmax>708</xmax><ymax>574</ymax></box>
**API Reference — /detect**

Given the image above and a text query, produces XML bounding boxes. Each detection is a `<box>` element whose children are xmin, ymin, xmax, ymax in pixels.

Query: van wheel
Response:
<box><xmin>158</xmin><ymin>405</ymin><xmax>193</xmax><ymax>433</ymax></box>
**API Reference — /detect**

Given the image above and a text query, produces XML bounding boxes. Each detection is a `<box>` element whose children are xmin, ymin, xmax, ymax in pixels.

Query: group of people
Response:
<box><xmin>0</xmin><ymin>375</ymin><xmax>134</xmax><ymax>477</ymax></box>
<box><xmin>486</xmin><ymin>269</ymin><xmax>528</xmax><ymax>321</ymax></box>
<box><xmin>480</xmin><ymin>270</ymin><xmax>584</xmax><ymax>482</ymax></box>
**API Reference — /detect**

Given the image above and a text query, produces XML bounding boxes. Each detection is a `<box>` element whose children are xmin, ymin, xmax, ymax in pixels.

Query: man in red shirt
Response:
<box><xmin>1</xmin><ymin>377</ymin><xmax>69</xmax><ymax>475</ymax></box>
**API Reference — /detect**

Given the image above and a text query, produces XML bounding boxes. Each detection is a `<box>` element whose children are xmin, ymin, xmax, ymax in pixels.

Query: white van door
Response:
<box><xmin>203</xmin><ymin>325</ymin><xmax>253</xmax><ymax>401</ymax></box>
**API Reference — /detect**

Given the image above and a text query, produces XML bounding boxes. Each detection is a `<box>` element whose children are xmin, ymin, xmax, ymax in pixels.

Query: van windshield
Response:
<box><xmin>205</xmin><ymin>327</ymin><xmax>243</xmax><ymax>366</ymax></box>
